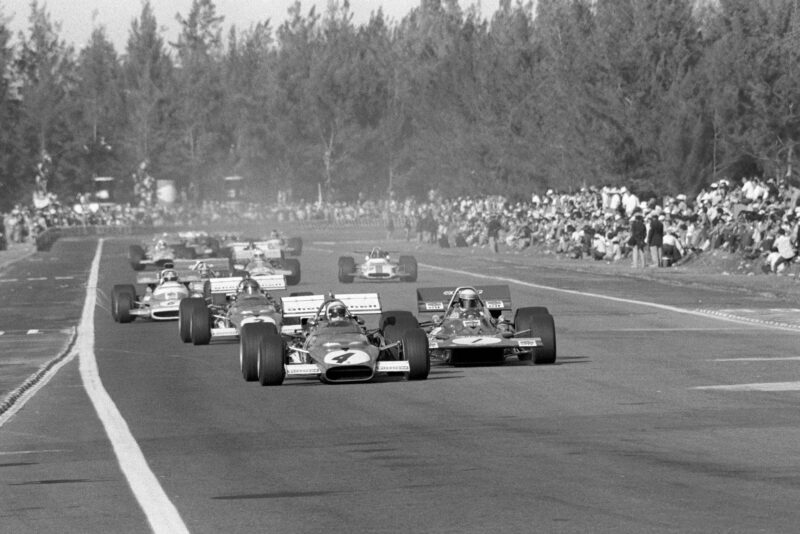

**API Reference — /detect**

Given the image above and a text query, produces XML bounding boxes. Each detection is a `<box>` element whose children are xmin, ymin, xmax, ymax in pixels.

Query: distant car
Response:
<box><xmin>178</xmin><ymin>231</ymin><xmax>222</xmax><ymax>258</ymax></box>
<box><xmin>128</xmin><ymin>233</ymin><xmax>199</xmax><ymax>271</ymax></box>
<box><xmin>110</xmin><ymin>268</ymin><xmax>205</xmax><ymax>323</ymax></box>
<box><xmin>178</xmin><ymin>273</ymin><xmax>287</xmax><ymax>345</ymax></box>
<box><xmin>337</xmin><ymin>247</ymin><xmax>417</xmax><ymax>283</ymax></box>
<box><xmin>392</xmin><ymin>285</ymin><xmax>556</xmax><ymax>365</ymax></box>
<box><xmin>237</xmin><ymin>292</ymin><xmax>430</xmax><ymax>386</ymax></box>
<box><xmin>227</xmin><ymin>240</ymin><xmax>301</xmax><ymax>285</ymax></box>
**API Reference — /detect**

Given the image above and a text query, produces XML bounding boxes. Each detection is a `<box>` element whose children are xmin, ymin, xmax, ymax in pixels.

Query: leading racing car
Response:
<box><xmin>383</xmin><ymin>285</ymin><xmax>556</xmax><ymax>365</ymax></box>
<box><xmin>237</xmin><ymin>292</ymin><xmax>430</xmax><ymax>386</ymax></box>
<box><xmin>337</xmin><ymin>247</ymin><xmax>417</xmax><ymax>283</ymax></box>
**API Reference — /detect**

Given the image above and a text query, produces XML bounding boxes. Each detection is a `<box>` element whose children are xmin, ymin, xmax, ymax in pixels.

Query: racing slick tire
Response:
<box><xmin>513</xmin><ymin>307</ymin><xmax>556</xmax><ymax>364</ymax></box>
<box><xmin>380</xmin><ymin>311</ymin><xmax>420</xmax><ymax>360</ymax></box>
<box><xmin>111</xmin><ymin>284</ymin><xmax>136</xmax><ymax>323</ymax></box>
<box><xmin>337</xmin><ymin>256</ymin><xmax>355</xmax><ymax>283</ymax></box>
<box><xmin>284</xmin><ymin>258</ymin><xmax>301</xmax><ymax>286</ymax></box>
<box><xmin>400</xmin><ymin>328</ymin><xmax>430</xmax><ymax>380</ymax></box>
<box><xmin>190</xmin><ymin>300</ymin><xmax>212</xmax><ymax>345</ymax></box>
<box><xmin>240</xmin><ymin>322</ymin><xmax>273</xmax><ymax>382</ymax></box>
<box><xmin>286</xmin><ymin>237</ymin><xmax>303</xmax><ymax>256</ymax></box>
<box><xmin>129</xmin><ymin>245</ymin><xmax>146</xmax><ymax>271</ymax></box>
<box><xmin>398</xmin><ymin>255</ymin><xmax>418</xmax><ymax>282</ymax></box>
<box><xmin>257</xmin><ymin>330</ymin><xmax>286</xmax><ymax>386</ymax></box>
<box><xmin>179</xmin><ymin>297</ymin><xmax>204</xmax><ymax>343</ymax></box>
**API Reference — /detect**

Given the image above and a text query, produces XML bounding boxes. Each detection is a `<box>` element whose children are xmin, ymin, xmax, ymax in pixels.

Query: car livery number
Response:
<box><xmin>451</xmin><ymin>336</ymin><xmax>501</xmax><ymax>346</ymax></box>
<box><xmin>425</xmin><ymin>302</ymin><xmax>445</xmax><ymax>311</ymax></box>
<box><xmin>324</xmin><ymin>349</ymin><xmax>370</xmax><ymax>365</ymax></box>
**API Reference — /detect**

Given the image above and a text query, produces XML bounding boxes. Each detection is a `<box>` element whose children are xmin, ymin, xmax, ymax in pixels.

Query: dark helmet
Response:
<box><xmin>327</xmin><ymin>302</ymin><xmax>347</xmax><ymax>321</ymax></box>
<box><xmin>238</xmin><ymin>278</ymin><xmax>260</xmax><ymax>295</ymax></box>
<box><xmin>458</xmin><ymin>288</ymin><xmax>478</xmax><ymax>309</ymax></box>
<box><xmin>161</xmin><ymin>269</ymin><xmax>178</xmax><ymax>283</ymax></box>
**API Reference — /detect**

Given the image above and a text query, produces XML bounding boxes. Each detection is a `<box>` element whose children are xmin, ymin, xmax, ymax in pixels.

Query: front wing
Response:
<box><xmin>427</xmin><ymin>335</ymin><xmax>541</xmax><ymax>350</ymax></box>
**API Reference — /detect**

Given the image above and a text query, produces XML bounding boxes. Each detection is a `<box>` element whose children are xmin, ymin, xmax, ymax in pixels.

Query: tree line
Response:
<box><xmin>0</xmin><ymin>0</ymin><xmax>798</xmax><ymax>211</ymax></box>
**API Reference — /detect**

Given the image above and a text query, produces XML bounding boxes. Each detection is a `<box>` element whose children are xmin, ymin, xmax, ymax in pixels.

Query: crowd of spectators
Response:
<box><xmin>3</xmin><ymin>176</ymin><xmax>800</xmax><ymax>274</ymax></box>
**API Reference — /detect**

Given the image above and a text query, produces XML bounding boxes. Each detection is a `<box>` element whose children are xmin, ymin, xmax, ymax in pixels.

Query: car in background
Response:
<box><xmin>110</xmin><ymin>268</ymin><xmax>205</xmax><ymax>323</ymax></box>
<box><xmin>337</xmin><ymin>246</ymin><xmax>417</xmax><ymax>283</ymax></box>
<box><xmin>227</xmin><ymin>240</ymin><xmax>301</xmax><ymax>285</ymax></box>
<box><xmin>179</xmin><ymin>273</ymin><xmax>287</xmax><ymax>345</ymax></box>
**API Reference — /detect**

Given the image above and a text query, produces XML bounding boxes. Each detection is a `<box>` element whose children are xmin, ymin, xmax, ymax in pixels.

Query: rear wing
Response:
<box><xmin>208</xmin><ymin>274</ymin><xmax>286</xmax><ymax>294</ymax></box>
<box><xmin>135</xmin><ymin>271</ymin><xmax>203</xmax><ymax>285</ymax></box>
<box><xmin>281</xmin><ymin>293</ymin><xmax>382</xmax><ymax>319</ymax></box>
<box><xmin>228</xmin><ymin>241</ymin><xmax>284</xmax><ymax>260</ymax></box>
<box><xmin>416</xmin><ymin>285</ymin><xmax>512</xmax><ymax>313</ymax></box>
<box><xmin>171</xmin><ymin>258</ymin><xmax>229</xmax><ymax>271</ymax></box>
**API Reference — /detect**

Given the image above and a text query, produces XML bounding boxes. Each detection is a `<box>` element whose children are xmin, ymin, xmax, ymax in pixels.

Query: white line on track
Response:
<box><xmin>712</xmin><ymin>357</ymin><xmax>800</xmax><ymax>362</ymax></box>
<box><xmin>0</xmin><ymin>278</ymin><xmax>19</xmax><ymax>282</ymax></box>
<box><xmin>54</xmin><ymin>275</ymin><xmax>75</xmax><ymax>280</ymax></box>
<box><xmin>26</xmin><ymin>277</ymin><xmax>47</xmax><ymax>281</ymax></box>
<box><xmin>77</xmin><ymin>239</ymin><xmax>189</xmax><ymax>534</ymax></box>
<box><xmin>693</xmin><ymin>382</ymin><xmax>800</xmax><ymax>391</ymax></box>
<box><xmin>418</xmin><ymin>262</ymin><xmax>800</xmax><ymax>332</ymax></box>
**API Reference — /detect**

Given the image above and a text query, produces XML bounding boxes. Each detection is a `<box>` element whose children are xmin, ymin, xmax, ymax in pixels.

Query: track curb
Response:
<box><xmin>694</xmin><ymin>309</ymin><xmax>800</xmax><ymax>332</ymax></box>
<box><xmin>0</xmin><ymin>326</ymin><xmax>78</xmax><ymax>419</ymax></box>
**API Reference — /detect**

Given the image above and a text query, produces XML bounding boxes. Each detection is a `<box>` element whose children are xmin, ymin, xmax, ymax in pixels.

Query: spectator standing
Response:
<box><xmin>772</xmin><ymin>228</ymin><xmax>796</xmax><ymax>274</ymax></box>
<box><xmin>487</xmin><ymin>215</ymin><xmax>502</xmax><ymax>253</ymax></box>
<box><xmin>629</xmin><ymin>213</ymin><xmax>647</xmax><ymax>268</ymax></box>
<box><xmin>647</xmin><ymin>213</ymin><xmax>664</xmax><ymax>267</ymax></box>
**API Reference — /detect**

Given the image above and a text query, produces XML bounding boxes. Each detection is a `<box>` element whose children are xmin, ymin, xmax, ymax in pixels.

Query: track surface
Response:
<box><xmin>2</xmin><ymin>232</ymin><xmax>800</xmax><ymax>533</ymax></box>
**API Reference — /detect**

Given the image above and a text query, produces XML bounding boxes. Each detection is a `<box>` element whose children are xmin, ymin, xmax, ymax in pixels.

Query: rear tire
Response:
<box><xmin>129</xmin><ymin>245</ymin><xmax>145</xmax><ymax>271</ymax></box>
<box><xmin>337</xmin><ymin>256</ymin><xmax>355</xmax><ymax>283</ymax></box>
<box><xmin>514</xmin><ymin>307</ymin><xmax>556</xmax><ymax>364</ymax></box>
<box><xmin>398</xmin><ymin>255</ymin><xmax>418</xmax><ymax>282</ymax></box>
<box><xmin>257</xmin><ymin>332</ymin><xmax>286</xmax><ymax>386</ymax></box>
<box><xmin>284</xmin><ymin>258</ymin><xmax>301</xmax><ymax>286</ymax></box>
<box><xmin>286</xmin><ymin>237</ymin><xmax>303</xmax><ymax>256</ymax></box>
<box><xmin>400</xmin><ymin>329</ymin><xmax>430</xmax><ymax>380</ymax></box>
<box><xmin>190</xmin><ymin>300</ymin><xmax>211</xmax><ymax>345</ymax></box>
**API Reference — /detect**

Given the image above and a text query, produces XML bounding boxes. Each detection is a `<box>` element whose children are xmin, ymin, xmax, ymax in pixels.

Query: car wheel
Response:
<box><xmin>129</xmin><ymin>245</ymin><xmax>145</xmax><ymax>271</ymax></box>
<box><xmin>286</xmin><ymin>237</ymin><xmax>303</xmax><ymax>256</ymax></box>
<box><xmin>190</xmin><ymin>300</ymin><xmax>211</xmax><ymax>345</ymax></box>
<box><xmin>111</xmin><ymin>284</ymin><xmax>136</xmax><ymax>323</ymax></box>
<box><xmin>257</xmin><ymin>330</ymin><xmax>286</xmax><ymax>386</ymax></box>
<box><xmin>240</xmin><ymin>323</ymin><xmax>266</xmax><ymax>381</ymax></box>
<box><xmin>284</xmin><ymin>258</ymin><xmax>301</xmax><ymax>285</ymax></box>
<box><xmin>398</xmin><ymin>255</ymin><xmax>418</xmax><ymax>282</ymax></box>
<box><xmin>380</xmin><ymin>311</ymin><xmax>420</xmax><ymax>358</ymax></box>
<box><xmin>400</xmin><ymin>329</ymin><xmax>430</xmax><ymax>380</ymax></box>
<box><xmin>179</xmin><ymin>298</ymin><xmax>203</xmax><ymax>343</ymax></box>
<box><xmin>337</xmin><ymin>256</ymin><xmax>355</xmax><ymax>283</ymax></box>
<box><xmin>514</xmin><ymin>307</ymin><xmax>556</xmax><ymax>364</ymax></box>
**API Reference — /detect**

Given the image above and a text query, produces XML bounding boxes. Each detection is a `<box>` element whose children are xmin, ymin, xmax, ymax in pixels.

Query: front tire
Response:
<box><xmin>190</xmin><ymin>300</ymin><xmax>211</xmax><ymax>345</ymax></box>
<box><xmin>129</xmin><ymin>245</ymin><xmax>145</xmax><ymax>271</ymax></box>
<box><xmin>284</xmin><ymin>258</ymin><xmax>301</xmax><ymax>286</ymax></box>
<box><xmin>257</xmin><ymin>331</ymin><xmax>286</xmax><ymax>386</ymax></box>
<box><xmin>111</xmin><ymin>284</ymin><xmax>136</xmax><ymax>323</ymax></box>
<box><xmin>179</xmin><ymin>298</ymin><xmax>204</xmax><ymax>342</ymax></box>
<box><xmin>514</xmin><ymin>307</ymin><xmax>556</xmax><ymax>364</ymax></box>
<box><xmin>400</xmin><ymin>329</ymin><xmax>430</xmax><ymax>380</ymax></box>
<box><xmin>240</xmin><ymin>323</ymin><xmax>272</xmax><ymax>381</ymax></box>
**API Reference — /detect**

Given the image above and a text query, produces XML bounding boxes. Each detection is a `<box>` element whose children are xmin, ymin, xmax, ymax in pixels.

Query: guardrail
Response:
<box><xmin>33</xmin><ymin>217</ymin><xmax>390</xmax><ymax>251</ymax></box>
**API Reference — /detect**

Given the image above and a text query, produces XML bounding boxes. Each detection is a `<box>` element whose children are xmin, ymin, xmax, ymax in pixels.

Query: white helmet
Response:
<box><xmin>458</xmin><ymin>288</ymin><xmax>479</xmax><ymax>309</ymax></box>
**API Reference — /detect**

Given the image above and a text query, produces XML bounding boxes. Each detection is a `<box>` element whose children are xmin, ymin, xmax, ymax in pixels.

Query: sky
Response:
<box><xmin>2</xmin><ymin>1</ymin><xmax>501</xmax><ymax>51</ymax></box>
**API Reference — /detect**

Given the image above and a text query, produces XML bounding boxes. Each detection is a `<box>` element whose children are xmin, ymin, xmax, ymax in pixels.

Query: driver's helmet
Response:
<box><xmin>327</xmin><ymin>302</ymin><xmax>347</xmax><ymax>322</ymax></box>
<box><xmin>161</xmin><ymin>269</ymin><xmax>178</xmax><ymax>283</ymax></box>
<box><xmin>270</xmin><ymin>229</ymin><xmax>279</xmax><ymax>239</ymax></box>
<box><xmin>155</xmin><ymin>239</ymin><xmax>167</xmax><ymax>250</ymax></box>
<box><xmin>253</xmin><ymin>250</ymin><xmax>266</xmax><ymax>261</ymax></box>
<box><xmin>238</xmin><ymin>278</ymin><xmax>261</xmax><ymax>296</ymax></box>
<box><xmin>196</xmin><ymin>262</ymin><xmax>212</xmax><ymax>277</ymax></box>
<box><xmin>458</xmin><ymin>288</ymin><xmax>479</xmax><ymax>310</ymax></box>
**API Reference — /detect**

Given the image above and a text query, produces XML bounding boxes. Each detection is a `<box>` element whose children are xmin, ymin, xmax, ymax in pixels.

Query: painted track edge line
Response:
<box><xmin>418</xmin><ymin>262</ymin><xmax>800</xmax><ymax>333</ymax></box>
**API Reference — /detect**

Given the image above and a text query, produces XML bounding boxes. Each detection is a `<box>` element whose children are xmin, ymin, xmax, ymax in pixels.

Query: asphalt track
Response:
<box><xmin>2</xmin><ymin>230</ymin><xmax>800</xmax><ymax>533</ymax></box>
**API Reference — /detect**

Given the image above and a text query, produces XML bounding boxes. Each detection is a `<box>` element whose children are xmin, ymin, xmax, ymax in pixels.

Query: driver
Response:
<box><xmin>237</xmin><ymin>277</ymin><xmax>261</xmax><ymax>297</ymax></box>
<box><xmin>448</xmin><ymin>288</ymin><xmax>481</xmax><ymax>318</ymax></box>
<box><xmin>160</xmin><ymin>269</ymin><xmax>179</xmax><ymax>284</ymax></box>
<box><xmin>326</xmin><ymin>302</ymin><xmax>348</xmax><ymax>324</ymax></box>
<box><xmin>155</xmin><ymin>239</ymin><xmax>167</xmax><ymax>251</ymax></box>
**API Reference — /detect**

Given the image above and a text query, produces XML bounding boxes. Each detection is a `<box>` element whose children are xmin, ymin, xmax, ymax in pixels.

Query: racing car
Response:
<box><xmin>238</xmin><ymin>292</ymin><xmax>430</xmax><ymax>386</ymax></box>
<box><xmin>178</xmin><ymin>273</ymin><xmax>287</xmax><ymax>345</ymax></box>
<box><xmin>110</xmin><ymin>268</ymin><xmax>205</xmax><ymax>323</ymax></box>
<box><xmin>227</xmin><ymin>240</ymin><xmax>301</xmax><ymax>285</ymax></box>
<box><xmin>337</xmin><ymin>247</ymin><xmax>417</xmax><ymax>283</ymax></box>
<box><xmin>396</xmin><ymin>285</ymin><xmax>556</xmax><ymax>365</ymax></box>
<box><xmin>128</xmin><ymin>233</ymin><xmax>200</xmax><ymax>271</ymax></box>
